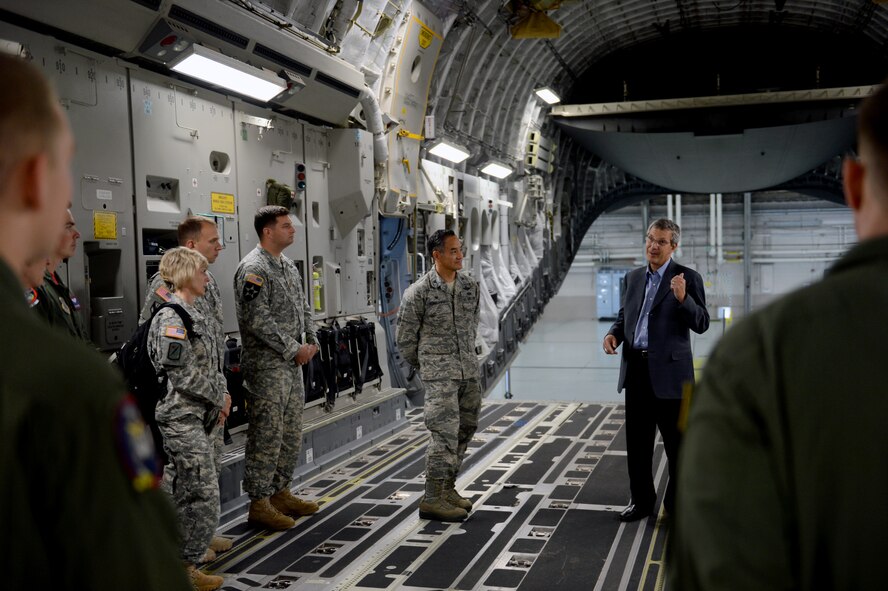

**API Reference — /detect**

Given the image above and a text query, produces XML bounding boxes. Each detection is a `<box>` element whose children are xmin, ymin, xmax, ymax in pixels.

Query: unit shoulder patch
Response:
<box><xmin>164</xmin><ymin>326</ymin><xmax>187</xmax><ymax>340</ymax></box>
<box><xmin>113</xmin><ymin>395</ymin><xmax>160</xmax><ymax>492</ymax></box>
<box><xmin>26</xmin><ymin>288</ymin><xmax>39</xmax><ymax>308</ymax></box>
<box><xmin>242</xmin><ymin>273</ymin><xmax>265</xmax><ymax>302</ymax></box>
<box><xmin>165</xmin><ymin>341</ymin><xmax>184</xmax><ymax>363</ymax></box>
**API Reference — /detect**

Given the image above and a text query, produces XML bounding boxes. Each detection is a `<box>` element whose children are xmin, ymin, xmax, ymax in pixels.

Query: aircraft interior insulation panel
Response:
<box><xmin>381</xmin><ymin>3</ymin><xmax>444</xmax><ymax>215</ymax></box>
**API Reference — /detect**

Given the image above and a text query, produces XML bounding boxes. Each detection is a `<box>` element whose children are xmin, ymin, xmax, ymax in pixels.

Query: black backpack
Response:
<box><xmin>114</xmin><ymin>302</ymin><xmax>195</xmax><ymax>464</ymax></box>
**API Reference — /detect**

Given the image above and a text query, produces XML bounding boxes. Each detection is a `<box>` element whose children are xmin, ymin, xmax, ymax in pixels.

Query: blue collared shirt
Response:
<box><xmin>633</xmin><ymin>258</ymin><xmax>671</xmax><ymax>349</ymax></box>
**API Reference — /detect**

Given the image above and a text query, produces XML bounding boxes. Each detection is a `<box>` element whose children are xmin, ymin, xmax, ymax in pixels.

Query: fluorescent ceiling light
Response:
<box><xmin>534</xmin><ymin>86</ymin><xmax>561</xmax><ymax>105</ymax></box>
<box><xmin>428</xmin><ymin>139</ymin><xmax>471</xmax><ymax>164</ymax></box>
<box><xmin>481</xmin><ymin>161</ymin><xmax>514</xmax><ymax>179</ymax></box>
<box><xmin>170</xmin><ymin>44</ymin><xmax>286</xmax><ymax>102</ymax></box>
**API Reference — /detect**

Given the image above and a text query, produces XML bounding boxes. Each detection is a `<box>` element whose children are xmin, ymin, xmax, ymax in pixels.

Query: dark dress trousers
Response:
<box><xmin>608</xmin><ymin>260</ymin><xmax>709</xmax><ymax>511</ymax></box>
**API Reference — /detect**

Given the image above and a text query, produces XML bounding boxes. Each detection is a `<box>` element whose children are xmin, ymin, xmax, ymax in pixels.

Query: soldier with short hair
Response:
<box><xmin>149</xmin><ymin>247</ymin><xmax>229</xmax><ymax>591</ymax></box>
<box><xmin>140</xmin><ymin>216</ymin><xmax>224</xmax><ymax>330</ymax></box>
<box><xmin>0</xmin><ymin>53</ymin><xmax>190</xmax><ymax>590</ymax></box>
<box><xmin>37</xmin><ymin>208</ymin><xmax>90</xmax><ymax>342</ymax></box>
<box><xmin>396</xmin><ymin>229</ymin><xmax>482</xmax><ymax>522</ymax></box>
<box><xmin>235</xmin><ymin>205</ymin><xmax>320</xmax><ymax>530</ymax></box>
<box><xmin>140</xmin><ymin>215</ymin><xmax>231</xmax><ymax>561</ymax></box>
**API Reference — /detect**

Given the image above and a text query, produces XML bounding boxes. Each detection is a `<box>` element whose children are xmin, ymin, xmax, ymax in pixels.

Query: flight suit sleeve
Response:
<box><xmin>32</xmin><ymin>284</ymin><xmax>60</xmax><ymax>327</ymax></box>
<box><xmin>670</xmin><ymin>321</ymin><xmax>793</xmax><ymax>589</ymax></box>
<box><xmin>396</xmin><ymin>285</ymin><xmax>423</xmax><ymax>368</ymax></box>
<box><xmin>149</xmin><ymin>309</ymin><xmax>222</xmax><ymax>410</ymax></box>
<box><xmin>235</xmin><ymin>265</ymin><xmax>302</xmax><ymax>362</ymax></box>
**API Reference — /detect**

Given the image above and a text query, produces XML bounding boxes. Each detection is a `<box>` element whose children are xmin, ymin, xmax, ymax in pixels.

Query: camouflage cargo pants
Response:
<box><xmin>424</xmin><ymin>378</ymin><xmax>482</xmax><ymax>481</ymax></box>
<box><xmin>158</xmin><ymin>417</ymin><xmax>220</xmax><ymax>564</ymax></box>
<box><xmin>243</xmin><ymin>364</ymin><xmax>305</xmax><ymax>499</ymax></box>
<box><xmin>161</xmin><ymin>424</ymin><xmax>223</xmax><ymax>494</ymax></box>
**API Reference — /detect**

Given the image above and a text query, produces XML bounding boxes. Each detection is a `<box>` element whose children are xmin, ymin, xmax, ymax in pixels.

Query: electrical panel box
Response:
<box><xmin>596</xmin><ymin>268</ymin><xmax>630</xmax><ymax>320</ymax></box>
<box><xmin>328</xmin><ymin>128</ymin><xmax>374</xmax><ymax>236</ymax></box>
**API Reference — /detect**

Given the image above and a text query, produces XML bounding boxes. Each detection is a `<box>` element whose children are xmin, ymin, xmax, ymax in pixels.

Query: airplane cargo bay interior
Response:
<box><xmin>1</xmin><ymin>0</ymin><xmax>884</xmax><ymax>589</ymax></box>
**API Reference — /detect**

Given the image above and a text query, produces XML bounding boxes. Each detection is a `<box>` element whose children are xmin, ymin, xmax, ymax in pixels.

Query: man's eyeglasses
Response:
<box><xmin>645</xmin><ymin>235</ymin><xmax>672</xmax><ymax>248</ymax></box>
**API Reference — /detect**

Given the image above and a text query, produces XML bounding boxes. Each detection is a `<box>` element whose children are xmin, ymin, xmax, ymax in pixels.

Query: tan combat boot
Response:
<box><xmin>198</xmin><ymin>548</ymin><xmax>216</xmax><ymax>564</ymax></box>
<box><xmin>247</xmin><ymin>497</ymin><xmax>296</xmax><ymax>530</ymax></box>
<box><xmin>186</xmin><ymin>563</ymin><xmax>224</xmax><ymax>591</ymax></box>
<box><xmin>418</xmin><ymin>479</ymin><xmax>468</xmax><ymax>522</ymax></box>
<box><xmin>270</xmin><ymin>488</ymin><xmax>320</xmax><ymax>517</ymax></box>
<box><xmin>209</xmin><ymin>536</ymin><xmax>233</xmax><ymax>553</ymax></box>
<box><xmin>444</xmin><ymin>477</ymin><xmax>473</xmax><ymax>511</ymax></box>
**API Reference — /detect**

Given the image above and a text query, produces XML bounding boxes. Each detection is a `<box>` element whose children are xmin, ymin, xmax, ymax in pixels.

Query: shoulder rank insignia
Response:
<box><xmin>154</xmin><ymin>285</ymin><xmax>172</xmax><ymax>302</ymax></box>
<box><xmin>243</xmin><ymin>273</ymin><xmax>264</xmax><ymax>302</ymax></box>
<box><xmin>26</xmin><ymin>288</ymin><xmax>39</xmax><ymax>308</ymax></box>
<box><xmin>113</xmin><ymin>394</ymin><xmax>160</xmax><ymax>492</ymax></box>
<box><xmin>165</xmin><ymin>326</ymin><xmax>187</xmax><ymax>339</ymax></box>
<box><xmin>58</xmin><ymin>296</ymin><xmax>71</xmax><ymax>315</ymax></box>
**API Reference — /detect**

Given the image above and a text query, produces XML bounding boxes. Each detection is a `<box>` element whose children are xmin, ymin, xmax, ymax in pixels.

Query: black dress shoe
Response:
<box><xmin>618</xmin><ymin>503</ymin><xmax>653</xmax><ymax>522</ymax></box>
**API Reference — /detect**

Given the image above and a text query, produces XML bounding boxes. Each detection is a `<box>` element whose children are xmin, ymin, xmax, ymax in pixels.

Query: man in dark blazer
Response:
<box><xmin>603</xmin><ymin>218</ymin><xmax>709</xmax><ymax>521</ymax></box>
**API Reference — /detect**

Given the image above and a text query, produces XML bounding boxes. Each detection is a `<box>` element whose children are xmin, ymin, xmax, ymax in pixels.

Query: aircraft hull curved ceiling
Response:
<box><xmin>556</xmin><ymin>115</ymin><xmax>856</xmax><ymax>193</ymax></box>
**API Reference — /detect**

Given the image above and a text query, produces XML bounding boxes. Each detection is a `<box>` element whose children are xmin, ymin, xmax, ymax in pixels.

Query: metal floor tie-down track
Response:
<box><xmin>207</xmin><ymin>401</ymin><xmax>672</xmax><ymax>591</ymax></box>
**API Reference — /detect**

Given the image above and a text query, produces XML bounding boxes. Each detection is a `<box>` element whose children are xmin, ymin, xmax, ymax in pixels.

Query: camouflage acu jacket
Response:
<box><xmin>396</xmin><ymin>267</ymin><xmax>480</xmax><ymax>382</ymax></box>
<box><xmin>140</xmin><ymin>271</ymin><xmax>224</xmax><ymax>346</ymax></box>
<box><xmin>149</xmin><ymin>294</ymin><xmax>226</xmax><ymax>426</ymax></box>
<box><xmin>234</xmin><ymin>246</ymin><xmax>317</xmax><ymax>370</ymax></box>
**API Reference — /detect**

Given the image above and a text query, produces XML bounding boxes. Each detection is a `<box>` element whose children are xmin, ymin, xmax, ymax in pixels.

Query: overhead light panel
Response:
<box><xmin>534</xmin><ymin>86</ymin><xmax>561</xmax><ymax>105</ymax></box>
<box><xmin>170</xmin><ymin>44</ymin><xmax>286</xmax><ymax>102</ymax></box>
<box><xmin>480</xmin><ymin>161</ymin><xmax>514</xmax><ymax>179</ymax></box>
<box><xmin>428</xmin><ymin>139</ymin><xmax>471</xmax><ymax>164</ymax></box>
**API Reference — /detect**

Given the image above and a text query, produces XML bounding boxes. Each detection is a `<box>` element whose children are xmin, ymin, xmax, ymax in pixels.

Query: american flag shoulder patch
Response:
<box><xmin>164</xmin><ymin>326</ymin><xmax>187</xmax><ymax>340</ymax></box>
<box><xmin>155</xmin><ymin>285</ymin><xmax>172</xmax><ymax>301</ymax></box>
<box><xmin>245</xmin><ymin>273</ymin><xmax>264</xmax><ymax>286</ymax></box>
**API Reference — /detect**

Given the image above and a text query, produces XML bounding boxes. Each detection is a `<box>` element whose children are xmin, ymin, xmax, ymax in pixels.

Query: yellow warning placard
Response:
<box><xmin>93</xmin><ymin>211</ymin><xmax>117</xmax><ymax>240</ymax></box>
<box><xmin>419</xmin><ymin>25</ymin><xmax>434</xmax><ymax>49</ymax></box>
<box><xmin>211</xmin><ymin>192</ymin><xmax>236</xmax><ymax>214</ymax></box>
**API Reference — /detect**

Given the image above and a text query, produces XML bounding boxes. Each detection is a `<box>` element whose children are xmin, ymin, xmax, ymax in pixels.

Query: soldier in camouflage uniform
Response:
<box><xmin>396</xmin><ymin>229</ymin><xmax>481</xmax><ymax>522</ymax></box>
<box><xmin>140</xmin><ymin>216</ymin><xmax>232</xmax><ymax>561</ymax></box>
<box><xmin>234</xmin><ymin>205</ymin><xmax>320</xmax><ymax>530</ymax></box>
<box><xmin>36</xmin><ymin>209</ymin><xmax>91</xmax><ymax>343</ymax></box>
<box><xmin>148</xmin><ymin>247</ymin><xmax>229</xmax><ymax>591</ymax></box>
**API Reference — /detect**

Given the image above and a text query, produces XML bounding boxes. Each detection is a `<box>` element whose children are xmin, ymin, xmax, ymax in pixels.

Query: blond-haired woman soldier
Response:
<box><xmin>149</xmin><ymin>247</ymin><xmax>230</xmax><ymax>591</ymax></box>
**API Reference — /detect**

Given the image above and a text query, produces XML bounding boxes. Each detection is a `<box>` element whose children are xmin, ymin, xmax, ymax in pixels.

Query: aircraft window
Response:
<box><xmin>411</xmin><ymin>55</ymin><xmax>422</xmax><ymax>83</ymax></box>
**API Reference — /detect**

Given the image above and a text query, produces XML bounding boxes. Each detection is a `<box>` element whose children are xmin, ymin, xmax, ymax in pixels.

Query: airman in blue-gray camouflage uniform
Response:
<box><xmin>148</xmin><ymin>251</ymin><xmax>228</xmax><ymax>591</ymax></box>
<box><xmin>397</xmin><ymin>229</ymin><xmax>481</xmax><ymax>522</ymax></box>
<box><xmin>235</xmin><ymin>206</ymin><xmax>320</xmax><ymax>530</ymax></box>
